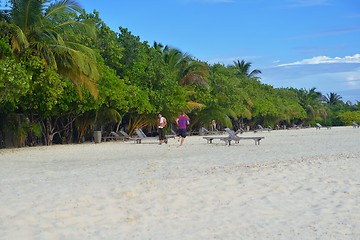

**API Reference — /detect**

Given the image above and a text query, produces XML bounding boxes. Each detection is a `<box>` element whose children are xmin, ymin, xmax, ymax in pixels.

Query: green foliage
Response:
<box><xmin>0</xmin><ymin>54</ymin><xmax>31</xmax><ymax>110</ymax></box>
<box><xmin>18</xmin><ymin>54</ymin><xmax>65</xmax><ymax>116</ymax></box>
<box><xmin>323</xmin><ymin>92</ymin><xmax>342</xmax><ymax>105</ymax></box>
<box><xmin>2</xmin><ymin>0</ymin><xmax>100</xmax><ymax>98</ymax></box>
<box><xmin>1</xmin><ymin>3</ymin><xmax>359</xmax><ymax>148</ymax></box>
<box><xmin>337</xmin><ymin>111</ymin><xmax>360</xmax><ymax>125</ymax></box>
<box><xmin>291</xmin><ymin>87</ymin><xmax>327</xmax><ymax>123</ymax></box>
<box><xmin>0</xmin><ymin>37</ymin><xmax>12</xmax><ymax>57</ymax></box>
<box><xmin>232</xmin><ymin>59</ymin><xmax>262</xmax><ymax>79</ymax></box>
<box><xmin>97</xmin><ymin>57</ymin><xmax>152</xmax><ymax>114</ymax></box>
<box><xmin>77</xmin><ymin>10</ymin><xmax>124</xmax><ymax>74</ymax></box>
<box><xmin>2</xmin><ymin>113</ymin><xmax>41</xmax><ymax>147</ymax></box>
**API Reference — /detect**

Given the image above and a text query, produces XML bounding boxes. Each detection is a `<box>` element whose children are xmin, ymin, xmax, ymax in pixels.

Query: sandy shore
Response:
<box><xmin>0</xmin><ymin>126</ymin><xmax>359</xmax><ymax>239</ymax></box>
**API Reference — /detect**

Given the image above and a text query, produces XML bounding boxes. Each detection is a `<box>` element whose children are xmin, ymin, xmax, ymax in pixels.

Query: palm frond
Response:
<box><xmin>45</xmin><ymin>43</ymin><xmax>98</xmax><ymax>98</ymax></box>
<box><xmin>12</xmin><ymin>0</ymin><xmax>43</xmax><ymax>30</ymax></box>
<box><xmin>127</xmin><ymin>115</ymin><xmax>152</xmax><ymax>136</ymax></box>
<box><xmin>195</xmin><ymin>104</ymin><xmax>233</xmax><ymax>128</ymax></box>
<box><xmin>185</xmin><ymin>101</ymin><xmax>206</xmax><ymax>111</ymax></box>
<box><xmin>0</xmin><ymin>22</ymin><xmax>29</xmax><ymax>52</ymax></box>
<box><xmin>44</xmin><ymin>0</ymin><xmax>82</xmax><ymax>18</ymax></box>
<box><xmin>97</xmin><ymin>108</ymin><xmax>122</xmax><ymax>125</ymax></box>
<box><xmin>54</xmin><ymin>19</ymin><xmax>97</xmax><ymax>39</ymax></box>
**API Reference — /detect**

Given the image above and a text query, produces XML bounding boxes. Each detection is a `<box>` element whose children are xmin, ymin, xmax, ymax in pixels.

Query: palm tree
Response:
<box><xmin>162</xmin><ymin>45</ymin><xmax>209</xmax><ymax>86</ymax></box>
<box><xmin>153</xmin><ymin>41</ymin><xmax>164</xmax><ymax>52</ymax></box>
<box><xmin>323</xmin><ymin>92</ymin><xmax>342</xmax><ymax>105</ymax></box>
<box><xmin>0</xmin><ymin>0</ymin><xmax>99</xmax><ymax>98</ymax></box>
<box><xmin>160</xmin><ymin>45</ymin><xmax>209</xmax><ymax>113</ymax></box>
<box><xmin>233</xmin><ymin>59</ymin><xmax>262</xmax><ymax>79</ymax></box>
<box><xmin>296</xmin><ymin>87</ymin><xmax>327</xmax><ymax>122</ymax></box>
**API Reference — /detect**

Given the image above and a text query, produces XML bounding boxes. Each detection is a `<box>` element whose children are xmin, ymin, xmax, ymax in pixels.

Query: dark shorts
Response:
<box><xmin>178</xmin><ymin>129</ymin><xmax>187</xmax><ymax>138</ymax></box>
<box><xmin>159</xmin><ymin>128</ymin><xmax>166</xmax><ymax>140</ymax></box>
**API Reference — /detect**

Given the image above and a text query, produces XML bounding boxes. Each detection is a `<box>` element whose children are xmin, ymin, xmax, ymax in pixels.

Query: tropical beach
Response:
<box><xmin>1</xmin><ymin>2</ymin><xmax>360</xmax><ymax>239</ymax></box>
<box><xmin>1</xmin><ymin>126</ymin><xmax>359</xmax><ymax>239</ymax></box>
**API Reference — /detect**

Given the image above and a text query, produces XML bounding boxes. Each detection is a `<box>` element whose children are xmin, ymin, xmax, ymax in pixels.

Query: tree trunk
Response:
<box><xmin>45</xmin><ymin>118</ymin><xmax>54</xmax><ymax>145</ymax></box>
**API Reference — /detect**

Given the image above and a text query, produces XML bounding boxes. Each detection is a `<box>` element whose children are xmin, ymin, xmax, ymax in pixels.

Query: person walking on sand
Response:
<box><xmin>157</xmin><ymin>113</ymin><xmax>167</xmax><ymax>145</ymax></box>
<box><xmin>176</xmin><ymin>112</ymin><xmax>190</xmax><ymax>146</ymax></box>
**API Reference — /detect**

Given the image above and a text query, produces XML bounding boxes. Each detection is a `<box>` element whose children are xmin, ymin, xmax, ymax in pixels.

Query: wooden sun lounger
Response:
<box><xmin>101</xmin><ymin>131</ymin><xmax>129</xmax><ymax>142</ymax></box>
<box><xmin>134</xmin><ymin>128</ymin><xmax>160</xmax><ymax>144</ymax></box>
<box><xmin>226</xmin><ymin>128</ymin><xmax>264</xmax><ymax>145</ymax></box>
<box><xmin>201</xmin><ymin>127</ymin><xmax>224</xmax><ymax>135</ymax></box>
<box><xmin>315</xmin><ymin>123</ymin><xmax>331</xmax><ymax>130</ymax></box>
<box><xmin>203</xmin><ymin>136</ymin><xmax>232</xmax><ymax>144</ymax></box>
<box><xmin>102</xmin><ymin>131</ymin><xmax>142</xmax><ymax>143</ymax></box>
<box><xmin>203</xmin><ymin>128</ymin><xmax>264</xmax><ymax>145</ymax></box>
<box><xmin>254</xmin><ymin>125</ymin><xmax>272</xmax><ymax>133</ymax></box>
<box><xmin>118</xmin><ymin>130</ymin><xmax>142</xmax><ymax>144</ymax></box>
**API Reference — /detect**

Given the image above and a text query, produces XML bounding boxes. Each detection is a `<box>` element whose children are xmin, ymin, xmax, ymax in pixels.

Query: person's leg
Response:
<box><xmin>177</xmin><ymin>129</ymin><xmax>181</xmax><ymax>142</ymax></box>
<box><xmin>159</xmin><ymin>128</ymin><xmax>163</xmax><ymax>144</ymax></box>
<box><xmin>179</xmin><ymin>130</ymin><xmax>186</xmax><ymax>146</ymax></box>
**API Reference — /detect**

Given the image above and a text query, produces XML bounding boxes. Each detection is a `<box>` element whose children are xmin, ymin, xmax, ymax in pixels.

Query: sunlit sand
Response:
<box><xmin>1</xmin><ymin>126</ymin><xmax>359</xmax><ymax>239</ymax></box>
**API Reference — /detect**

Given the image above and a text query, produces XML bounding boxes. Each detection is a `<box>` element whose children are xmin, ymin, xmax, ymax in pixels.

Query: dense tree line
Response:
<box><xmin>1</xmin><ymin>0</ymin><xmax>359</xmax><ymax>148</ymax></box>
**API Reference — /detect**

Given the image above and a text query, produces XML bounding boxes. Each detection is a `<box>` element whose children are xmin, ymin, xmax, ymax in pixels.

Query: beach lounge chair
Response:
<box><xmin>134</xmin><ymin>128</ymin><xmax>160</xmax><ymax>144</ymax></box>
<box><xmin>136</xmin><ymin>128</ymin><xmax>175</xmax><ymax>139</ymax></box>
<box><xmin>118</xmin><ymin>130</ymin><xmax>131</xmax><ymax>138</ymax></box>
<box><xmin>254</xmin><ymin>125</ymin><xmax>272</xmax><ymax>132</ymax></box>
<box><xmin>203</xmin><ymin>134</ymin><xmax>232</xmax><ymax>145</ymax></box>
<box><xmin>352</xmin><ymin>122</ymin><xmax>359</xmax><ymax>128</ymax></box>
<box><xmin>225</xmin><ymin>128</ymin><xmax>264</xmax><ymax>145</ymax></box>
<box><xmin>104</xmin><ymin>130</ymin><xmax>142</xmax><ymax>143</ymax></box>
<box><xmin>201</xmin><ymin>127</ymin><xmax>223</xmax><ymax>135</ymax></box>
<box><xmin>315</xmin><ymin>123</ymin><xmax>331</xmax><ymax>130</ymax></box>
<box><xmin>203</xmin><ymin>128</ymin><xmax>264</xmax><ymax>145</ymax></box>
<box><xmin>118</xmin><ymin>130</ymin><xmax>145</xmax><ymax>143</ymax></box>
<box><xmin>235</xmin><ymin>127</ymin><xmax>245</xmax><ymax>135</ymax></box>
<box><xmin>135</xmin><ymin>128</ymin><xmax>146</xmax><ymax>138</ymax></box>
<box><xmin>287</xmin><ymin>124</ymin><xmax>300</xmax><ymax>130</ymax></box>
<box><xmin>101</xmin><ymin>131</ymin><xmax>129</xmax><ymax>142</ymax></box>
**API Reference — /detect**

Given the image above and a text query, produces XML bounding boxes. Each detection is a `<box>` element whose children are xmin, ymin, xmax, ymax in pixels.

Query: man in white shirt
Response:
<box><xmin>157</xmin><ymin>113</ymin><xmax>167</xmax><ymax>145</ymax></box>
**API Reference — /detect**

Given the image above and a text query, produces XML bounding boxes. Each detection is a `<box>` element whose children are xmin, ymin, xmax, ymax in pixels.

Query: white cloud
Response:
<box><xmin>345</xmin><ymin>72</ymin><xmax>360</xmax><ymax>88</ymax></box>
<box><xmin>278</xmin><ymin>54</ymin><xmax>360</xmax><ymax>67</ymax></box>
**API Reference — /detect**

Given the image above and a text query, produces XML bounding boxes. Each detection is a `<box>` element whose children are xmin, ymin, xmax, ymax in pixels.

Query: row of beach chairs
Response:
<box><xmin>102</xmin><ymin>128</ymin><xmax>176</xmax><ymax>144</ymax></box>
<box><xmin>100</xmin><ymin>122</ymin><xmax>358</xmax><ymax>144</ymax></box>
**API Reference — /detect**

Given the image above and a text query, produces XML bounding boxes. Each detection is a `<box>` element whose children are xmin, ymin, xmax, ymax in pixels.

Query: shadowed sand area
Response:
<box><xmin>0</xmin><ymin>126</ymin><xmax>359</xmax><ymax>239</ymax></box>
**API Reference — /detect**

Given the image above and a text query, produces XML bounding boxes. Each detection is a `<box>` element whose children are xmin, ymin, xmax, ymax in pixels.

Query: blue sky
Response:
<box><xmin>77</xmin><ymin>0</ymin><xmax>360</xmax><ymax>103</ymax></box>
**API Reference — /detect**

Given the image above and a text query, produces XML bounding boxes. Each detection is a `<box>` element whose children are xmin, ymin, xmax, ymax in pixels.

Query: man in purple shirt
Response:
<box><xmin>176</xmin><ymin>112</ymin><xmax>190</xmax><ymax>146</ymax></box>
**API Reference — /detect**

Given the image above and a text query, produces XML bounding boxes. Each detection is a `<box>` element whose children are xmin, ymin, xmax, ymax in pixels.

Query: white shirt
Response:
<box><xmin>159</xmin><ymin>117</ymin><xmax>165</xmax><ymax>129</ymax></box>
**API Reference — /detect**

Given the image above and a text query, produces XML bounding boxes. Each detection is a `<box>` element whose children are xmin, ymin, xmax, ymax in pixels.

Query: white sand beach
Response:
<box><xmin>0</xmin><ymin>126</ymin><xmax>359</xmax><ymax>239</ymax></box>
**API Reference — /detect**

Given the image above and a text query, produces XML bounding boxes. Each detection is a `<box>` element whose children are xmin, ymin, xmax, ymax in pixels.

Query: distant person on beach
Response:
<box><xmin>176</xmin><ymin>112</ymin><xmax>190</xmax><ymax>146</ymax></box>
<box><xmin>211</xmin><ymin>120</ymin><xmax>216</xmax><ymax>131</ymax></box>
<box><xmin>157</xmin><ymin>113</ymin><xmax>167</xmax><ymax>145</ymax></box>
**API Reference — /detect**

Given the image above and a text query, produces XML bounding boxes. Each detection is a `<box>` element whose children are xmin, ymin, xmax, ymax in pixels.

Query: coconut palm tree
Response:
<box><xmin>153</xmin><ymin>41</ymin><xmax>164</xmax><ymax>52</ymax></box>
<box><xmin>0</xmin><ymin>0</ymin><xmax>99</xmax><ymax>98</ymax></box>
<box><xmin>296</xmin><ymin>87</ymin><xmax>327</xmax><ymax>123</ymax></box>
<box><xmin>323</xmin><ymin>92</ymin><xmax>342</xmax><ymax>105</ymax></box>
<box><xmin>162</xmin><ymin>45</ymin><xmax>209</xmax><ymax>86</ymax></box>
<box><xmin>159</xmin><ymin>45</ymin><xmax>209</xmax><ymax>114</ymax></box>
<box><xmin>233</xmin><ymin>59</ymin><xmax>262</xmax><ymax>79</ymax></box>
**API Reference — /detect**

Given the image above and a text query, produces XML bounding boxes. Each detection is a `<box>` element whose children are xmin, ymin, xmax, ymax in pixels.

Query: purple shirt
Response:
<box><xmin>177</xmin><ymin>115</ymin><xmax>189</xmax><ymax>129</ymax></box>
